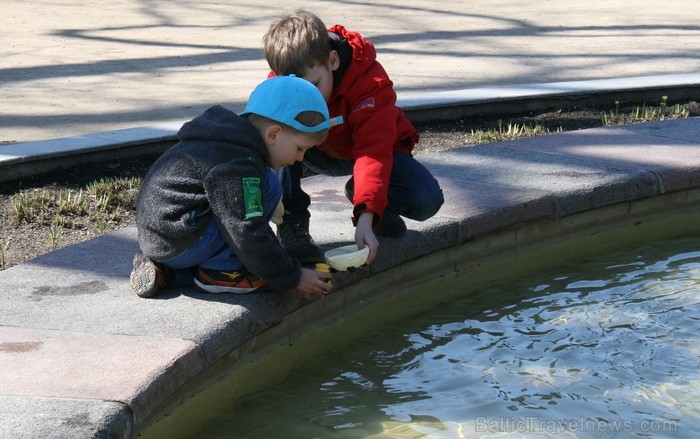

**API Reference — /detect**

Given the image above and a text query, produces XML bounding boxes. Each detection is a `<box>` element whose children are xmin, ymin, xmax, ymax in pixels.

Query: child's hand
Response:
<box><xmin>295</xmin><ymin>267</ymin><xmax>333</xmax><ymax>300</ymax></box>
<box><xmin>355</xmin><ymin>212</ymin><xmax>378</xmax><ymax>265</ymax></box>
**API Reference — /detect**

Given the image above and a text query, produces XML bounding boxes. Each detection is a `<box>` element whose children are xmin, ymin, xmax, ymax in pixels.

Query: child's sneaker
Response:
<box><xmin>130</xmin><ymin>250</ymin><xmax>173</xmax><ymax>298</ymax></box>
<box><xmin>194</xmin><ymin>267</ymin><xmax>268</xmax><ymax>294</ymax></box>
<box><xmin>344</xmin><ymin>176</ymin><xmax>406</xmax><ymax>237</ymax></box>
<box><xmin>374</xmin><ymin>211</ymin><xmax>407</xmax><ymax>237</ymax></box>
<box><xmin>276</xmin><ymin>220</ymin><xmax>322</xmax><ymax>264</ymax></box>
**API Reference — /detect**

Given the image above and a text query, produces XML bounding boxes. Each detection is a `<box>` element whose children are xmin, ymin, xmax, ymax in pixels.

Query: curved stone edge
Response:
<box><xmin>2</xmin><ymin>118</ymin><xmax>700</xmax><ymax>438</ymax></box>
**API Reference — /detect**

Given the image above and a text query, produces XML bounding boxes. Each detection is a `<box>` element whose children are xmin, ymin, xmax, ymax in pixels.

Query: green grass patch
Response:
<box><xmin>601</xmin><ymin>96</ymin><xmax>690</xmax><ymax>126</ymax></box>
<box><xmin>10</xmin><ymin>176</ymin><xmax>142</xmax><ymax>232</ymax></box>
<box><xmin>0</xmin><ymin>240</ymin><xmax>8</xmax><ymax>269</ymax></box>
<box><xmin>471</xmin><ymin>120</ymin><xmax>563</xmax><ymax>144</ymax></box>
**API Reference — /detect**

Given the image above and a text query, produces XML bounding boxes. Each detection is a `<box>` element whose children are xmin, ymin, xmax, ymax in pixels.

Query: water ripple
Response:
<box><xmin>201</xmin><ymin>234</ymin><xmax>700</xmax><ymax>438</ymax></box>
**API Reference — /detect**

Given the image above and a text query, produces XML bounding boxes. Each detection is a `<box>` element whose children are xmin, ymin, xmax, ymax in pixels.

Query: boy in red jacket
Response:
<box><xmin>264</xmin><ymin>10</ymin><xmax>444</xmax><ymax>265</ymax></box>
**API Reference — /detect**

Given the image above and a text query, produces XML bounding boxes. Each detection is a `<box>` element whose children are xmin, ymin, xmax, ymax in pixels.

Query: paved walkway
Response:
<box><xmin>3</xmin><ymin>0</ymin><xmax>700</xmax><ymax>143</ymax></box>
<box><xmin>2</xmin><ymin>2</ymin><xmax>700</xmax><ymax>438</ymax></box>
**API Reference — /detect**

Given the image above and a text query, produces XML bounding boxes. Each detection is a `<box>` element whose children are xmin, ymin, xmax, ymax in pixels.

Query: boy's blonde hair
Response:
<box><xmin>263</xmin><ymin>10</ymin><xmax>330</xmax><ymax>76</ymax></box>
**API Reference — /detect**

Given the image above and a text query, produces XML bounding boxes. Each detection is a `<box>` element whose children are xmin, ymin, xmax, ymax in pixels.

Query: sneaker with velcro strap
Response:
<box><xmin>194</xmin><ymin>267</ymin><xmax>268</xmax><ymax>294</ymax></box>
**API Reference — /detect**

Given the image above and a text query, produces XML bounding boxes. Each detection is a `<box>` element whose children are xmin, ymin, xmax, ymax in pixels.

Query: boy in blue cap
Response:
<box><xmin>129</xmin><ymin>75</ymin><xmax>342</xmax><ymax>299</ymax></box>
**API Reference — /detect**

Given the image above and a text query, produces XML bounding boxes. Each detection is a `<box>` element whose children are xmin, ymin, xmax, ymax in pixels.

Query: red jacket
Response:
<box><xmin>269</xmin><ymin>25</ymin><xmax>419</xmax><ymax>224</ymax></box>
<box><xmin>325</xmin><ymin>25</ymin><xmax>419</xmax><ymax>224</ymax></box>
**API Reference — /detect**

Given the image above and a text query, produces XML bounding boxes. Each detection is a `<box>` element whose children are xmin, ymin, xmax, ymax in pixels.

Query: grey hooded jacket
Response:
<box><xmin>135</xmin><ymin>105</ymin><xmax>301</xmax><ymax>291</ymax></box>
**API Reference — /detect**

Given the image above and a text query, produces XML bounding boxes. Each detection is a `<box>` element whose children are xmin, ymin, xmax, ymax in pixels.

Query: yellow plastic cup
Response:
<box><xmin>315</xmin><ymin>263</ymin><xmax>333</xmax><ymax>294</ymax></box>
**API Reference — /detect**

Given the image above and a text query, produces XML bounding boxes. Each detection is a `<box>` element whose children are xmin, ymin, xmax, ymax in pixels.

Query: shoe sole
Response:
<box><xmin>130</xmin><ymin>252</ymin><xmax>159</xmax><ymax>298</ymax></box>
<box><xmin>193</xmin><ymin>277</ymin><xmax>261</xmax><ymax>294</ymax></box>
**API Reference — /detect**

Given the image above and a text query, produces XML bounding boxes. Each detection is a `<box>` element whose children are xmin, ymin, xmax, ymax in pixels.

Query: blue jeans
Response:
<box><xmin>277</xmin><ymin>147</ymin><xmax>444</xmax><ymax>223</ymax></box>
<box><xmin>159</xmin><ymin>169</ymin><xmax>282</xmax><ymax>286</ymax></box>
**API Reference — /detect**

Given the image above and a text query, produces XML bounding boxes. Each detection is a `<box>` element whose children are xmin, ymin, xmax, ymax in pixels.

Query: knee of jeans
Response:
<box><xmin>406</xmin><ymin>190</ymin><xmax>444</xmax><ymax>221</ymax></box>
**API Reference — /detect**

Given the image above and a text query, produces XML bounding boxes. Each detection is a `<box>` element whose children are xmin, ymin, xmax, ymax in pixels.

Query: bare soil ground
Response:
<box><xmin>2</xmin><ymin>103</ymin><xmax>698</xmax><ymax>270</ymax></box>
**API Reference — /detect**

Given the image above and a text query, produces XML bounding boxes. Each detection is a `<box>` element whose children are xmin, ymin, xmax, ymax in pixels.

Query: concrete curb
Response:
<box><xmin>2</xmin><ymin>73</ymin><xmax>699</xmax><ymax>183</ymax></box>
<box><xmin>400</xmin><ymin>73</ymin><xmax>700</xmax><ymax>122</ymax></box>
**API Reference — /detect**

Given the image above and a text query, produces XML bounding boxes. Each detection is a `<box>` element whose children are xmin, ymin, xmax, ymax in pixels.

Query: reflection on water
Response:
<box><xmin>200</xmin><ymin>235</ymin><xmax>700</xmax><ymax>438</ymax></box>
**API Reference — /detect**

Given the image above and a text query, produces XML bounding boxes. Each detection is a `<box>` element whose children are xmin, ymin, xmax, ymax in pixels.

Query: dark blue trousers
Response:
<box><xmin>277</xmin><ymin>147</ymin><xmax>444</xmax><ymax>224</ymax></box>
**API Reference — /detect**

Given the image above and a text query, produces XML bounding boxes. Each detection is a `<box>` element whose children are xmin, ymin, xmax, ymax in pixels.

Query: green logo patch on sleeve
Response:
<box><xmin>242</xmin><ymin>177</ymin><xmax>264</xmax><ymax>220</ymax></box>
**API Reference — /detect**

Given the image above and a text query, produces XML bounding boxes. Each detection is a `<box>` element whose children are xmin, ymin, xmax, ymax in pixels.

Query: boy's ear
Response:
<box><xmin>328</xmin><ymin>50</ymin><xmax>340</xmax><ymax>71</ymax></box>
<box><xmin>264</xmin><ymin>124</ymin><xmax>282</xmax><ymax>145</ymax></box>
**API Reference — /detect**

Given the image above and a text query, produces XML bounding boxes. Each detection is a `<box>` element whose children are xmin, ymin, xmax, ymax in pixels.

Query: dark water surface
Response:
<box><xmin>193</xmin><ymin>233</ymin><xmax>700</xmax><ymax>438</ymax></box>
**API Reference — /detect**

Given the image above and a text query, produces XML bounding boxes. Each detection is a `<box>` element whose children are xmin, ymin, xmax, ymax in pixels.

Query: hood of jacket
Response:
<box><xmin>328</xmin><ymin>25</ymin><xmax>377</xmax><ymax>96</ymax></box>
<box><xmin>177</xmin><ymin>105</ymin><xmax>270</xmax><ymax>164</ymax></box>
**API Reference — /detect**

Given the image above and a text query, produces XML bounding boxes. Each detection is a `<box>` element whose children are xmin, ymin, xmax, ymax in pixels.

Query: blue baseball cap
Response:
<box><xmin>240</xmin><ymin>75</ymin><xmax>343</xmax><ymax>133</ymax></box>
